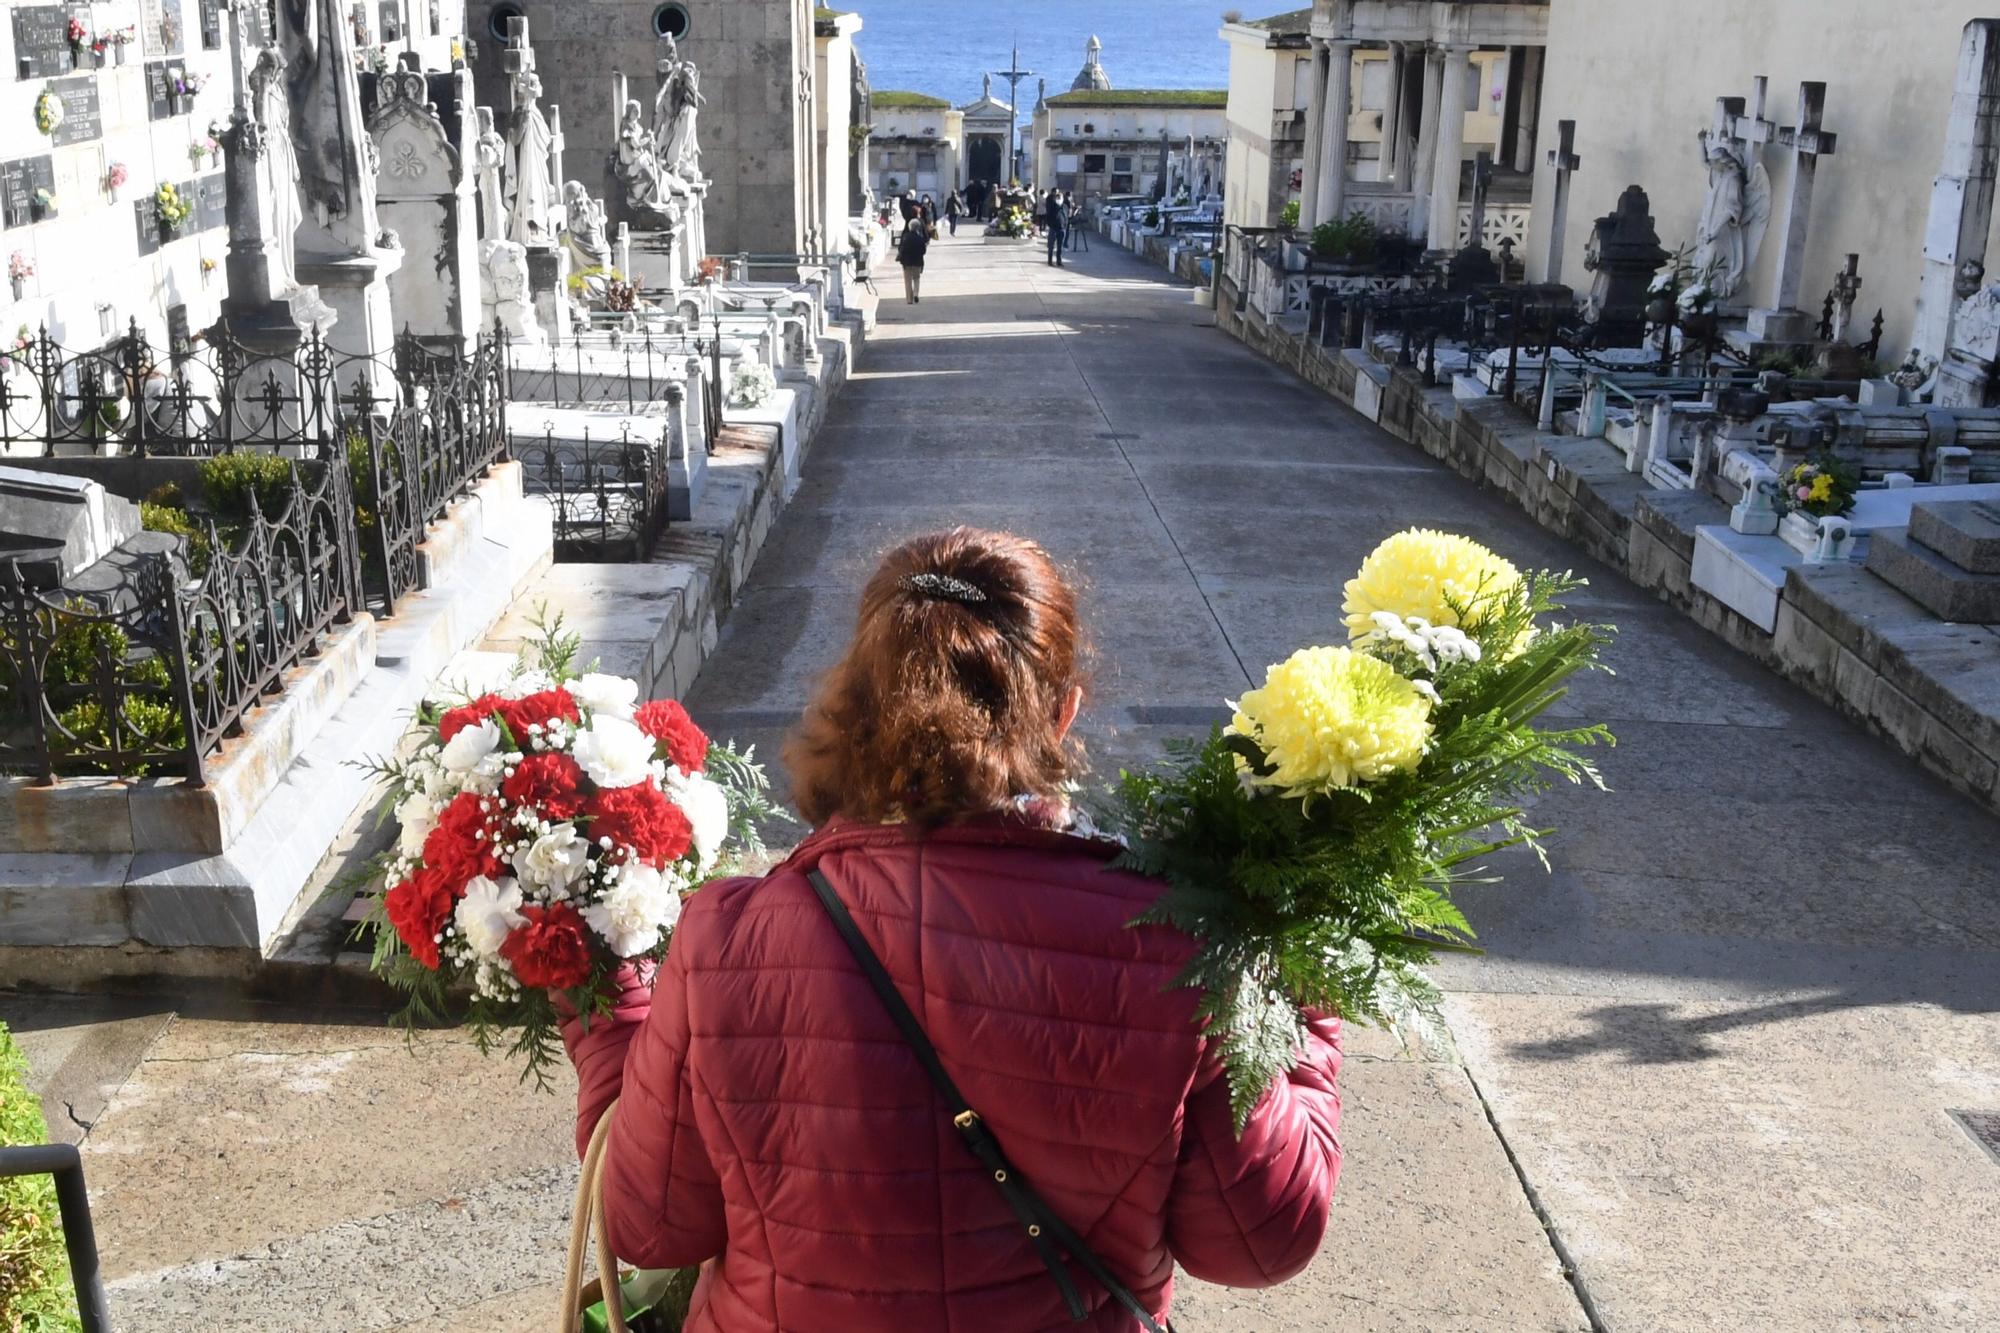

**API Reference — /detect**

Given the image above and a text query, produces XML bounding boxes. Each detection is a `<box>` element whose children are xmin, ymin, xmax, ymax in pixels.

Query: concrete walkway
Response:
<box><xmin>11</xmin><ymin>228</ymin><xmax>2000</xmax><ymax>1330</ymax></box>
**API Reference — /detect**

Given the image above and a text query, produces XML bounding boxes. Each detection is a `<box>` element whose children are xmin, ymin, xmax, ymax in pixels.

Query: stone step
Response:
<box><xmin>1908</xmin><ymin>499</ymin><xmax>2000</xmax><ymax>574</ymax></box>
<box><xmin>1864</xmin><ymin>527</ymin><xmax>2000</xmax><ymax>624</ymax></box>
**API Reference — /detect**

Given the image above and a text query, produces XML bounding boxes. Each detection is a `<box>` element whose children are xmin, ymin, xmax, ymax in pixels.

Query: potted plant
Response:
<box><xmin>1279</xmin><ymin>199</ymin><xmax>1300</xmax><ymax>233</ymax></box>
<box><xmin>155</xmin><ymin>182</ymin><xmax>193</xmax><ymax>236</ymax></box>
<box><xmin>8</xmin><ymin>252</ymin><xmax>33</xmax><ymax>301</ymax></box>
<box><xmin>1775</xmin><ymin>452</ymin><xmax>1860</xmax><ymax>555</ymax></box>
<box><xmin>105</xmin><ymin>161</ymin><xmax>129</xmax><ymax>201</ymax></box>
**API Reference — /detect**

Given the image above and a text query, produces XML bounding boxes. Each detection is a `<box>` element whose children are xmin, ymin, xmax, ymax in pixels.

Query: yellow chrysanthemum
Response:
<box><xmin>1808</xmin><ymin>473</ymin><xmax>1835</xmax><ymax>504</ymax></box>
<box><xmin>1342</xmin><ymin>529</ymin><xmax>1524</xmax><ymax>644</ymax></box>
<box><xmin>1229</xmin><ymin>646</ymin><xmax>1433</xmax><ymax>796</ymax></box>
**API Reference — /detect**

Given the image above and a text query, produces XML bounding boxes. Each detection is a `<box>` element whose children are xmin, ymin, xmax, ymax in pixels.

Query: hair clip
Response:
<box><xmin>899</xmin><ymin>572</ymin><xmax>989</xmax><ymax>605</ymax></box>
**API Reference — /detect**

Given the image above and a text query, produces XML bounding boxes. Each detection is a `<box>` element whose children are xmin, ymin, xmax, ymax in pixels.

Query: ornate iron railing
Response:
<box><xmin>0</xmin><ymin>325</ymin><xmax>509</xmax><ymax>782</ymax></box>
<box><xmin>517</xmin><ymin>422</ymin><xmax>671</xmax><ymax>562</ymax></box>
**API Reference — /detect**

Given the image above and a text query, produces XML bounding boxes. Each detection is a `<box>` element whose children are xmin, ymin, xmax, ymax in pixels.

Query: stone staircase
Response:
<box><xmin>1866</xmin><ymin>500</ymin><xmax>2000</xmax><ymax>623</ymax></box>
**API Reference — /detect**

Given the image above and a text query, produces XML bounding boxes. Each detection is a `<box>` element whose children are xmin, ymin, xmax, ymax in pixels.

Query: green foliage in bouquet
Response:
<box><xmin>1105</xmin><ymin>532</ymin><xmax>1615</xmax><ymax>1129</ymax></box>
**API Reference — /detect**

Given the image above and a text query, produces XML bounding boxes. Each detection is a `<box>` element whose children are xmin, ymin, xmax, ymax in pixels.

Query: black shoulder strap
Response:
<box><xmin>806</xmin><ymin>869</ymin><xmax>1169</xmax><ymax>1333</ymax></box>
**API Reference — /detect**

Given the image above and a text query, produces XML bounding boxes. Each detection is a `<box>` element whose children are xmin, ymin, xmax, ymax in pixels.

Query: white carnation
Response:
<box><xmin>670</xmin><ymin>770</ymin><xmax>731</xmax><ymax>870</ymax></box>
<box><xmin>570</xmin><ymin>673</ymin><xmax>640</xmax><ymax>720</ymax></box>
<box><xmin>394</xmin><ymin>789</ymin><xmax>439</xmax><ymax>858</ymax></box>
<box><xmin>512</xmin><ymin>822</ymin><xmax>592</xmax><ymax>892</ymax></box>
<box><xmin>581</xmin><ymin>861</ymin><xmax>683</xmax><ymax>957</ymax></box>
<box><xmin>441</xmin><ymin>717</ymin><xmax>501</xmax><ymax>774</ymax></box>
<box><xmin>572</xmin><ymin>716</ymin><xmax>657</xmax><ymax>789</ymax></box>
<box><xmin>454</xmin><ymin>875</ymin><xmax>525</xmax><ymax>959</ymax></box>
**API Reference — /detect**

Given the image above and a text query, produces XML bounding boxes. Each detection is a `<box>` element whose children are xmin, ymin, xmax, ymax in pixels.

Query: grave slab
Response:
<box><xmin>1909</xmin><ymin>499</ymin><xmax>2000</xmax><ymax>573</ymax></box>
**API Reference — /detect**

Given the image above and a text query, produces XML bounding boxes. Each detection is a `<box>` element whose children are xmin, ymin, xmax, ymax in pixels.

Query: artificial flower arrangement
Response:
<box><xmin>8</xmin><ymin>252</ymin><xmax>34</xmax><ymax>284</ymax></box>
<box><xmin>727</xmin><ymin>359</ymin><xmax>777</xmax><ymax>410</ymax></box>
<box><xmin>34</xmin><ymin>87</ymin><xmax>63</xmax><ymax>136</ymax></box>
<box><xmin>66</xmin><ymin>17</ymin><xmax>87</xmax><ymax>53</ymax></box>
<box><xmin>154</xmin><ymin>182</ymin><xmax>193</xmax><ymax>232</ymax></box>
<box><xmin>104</xmin><ymin>162</ymin><xmax>129</xmax><ymax>195</ymax></box>
<box><xmin>1778</xmin><ymin>453</ymin><xmax>1859</xmax><ymax>519</ymax></box>
<box><xmin>359</xmin><ymin>614</ymin><xmax>782</xmax><ymax>1080</ymax></box>
<box><xmin>1103</xmin><ymin>530</ymin><xmax>1613</xmax><ymax>1127</ymax></box>
<box><xmin>172</xmin><ymin>71</ymin><xmax>206</xmax><ymax>98</ymax></box>
<box><xmin>188</xmin><ymin>137</ymin><xmax>219</xmax><ymax>168</ymax></box>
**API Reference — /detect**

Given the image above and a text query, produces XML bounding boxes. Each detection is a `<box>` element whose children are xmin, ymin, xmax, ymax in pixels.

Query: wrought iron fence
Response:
<box><xmin>0</xmin><ymin>456</ymin><xmax>364</xmax><ymax>785</ymax></box>
<box><xmin>0</xmin><ymin>1143</ymin><xmax>109</xmax><ymax>1332</ymax></box>
<box><xmin>0</xmin><ymin>324</ymin><xmax>509</xmax><ymax>782</ymax></box>
<box><xmin>516</xmin><ymin>422</ymin><xmax>672</xmax><ymax>562</ymax></box>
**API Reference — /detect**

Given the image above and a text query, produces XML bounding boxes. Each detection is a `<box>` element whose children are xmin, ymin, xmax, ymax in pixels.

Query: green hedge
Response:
<box><xmin>0</xmin><ymin>1022</ymin><xmax>81</xmax><ymax>1333</ymax></box>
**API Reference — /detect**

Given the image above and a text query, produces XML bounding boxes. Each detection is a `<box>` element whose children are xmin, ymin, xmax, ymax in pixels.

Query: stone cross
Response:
<box><xmin>1543</xmin><ymin>119</ymin><xmax>1580</xmax><ymax>284</ymax></box>
<box><xmin>1727</xmin><ymin>76</ymin><xmax>1780</xmax><ymax>155</ymax></box>
<box><xmin>1465</xmin><ymin>150</ymin><xmax>1494</xmax><ymax>250</ymax></box>
<box><xmin>501</xmin><ymin>16</ymin><xmax>535</xmax><ymax>130</ymax></box>
<box><xmin>1830</xmin><ymin>252</ymin><xmax>1862</xmax><ymax>343</ymax></box>
<box><xmin>1770</xmin><ymin>82</ymin><xmax>1838</xmax><ymax>312</ymax></box>
<box><xmin>547</xmin><ymin>103</ymin><xmax>566</xmax><ymax>201</ymax></box>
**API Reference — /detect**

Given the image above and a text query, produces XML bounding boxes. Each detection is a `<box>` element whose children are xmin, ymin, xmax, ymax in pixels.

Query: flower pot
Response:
<box><xmin>9</xmin><ymin>277</ymin><xmax>23</xmax><ymax>301</ymax></box>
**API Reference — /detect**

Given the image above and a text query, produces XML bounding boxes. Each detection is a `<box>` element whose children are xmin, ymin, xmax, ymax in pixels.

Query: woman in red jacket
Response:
<box><xmin>562</xmin><ymin>528</ymin><xmax>1343</xmax><ymax>1331</ymax></box>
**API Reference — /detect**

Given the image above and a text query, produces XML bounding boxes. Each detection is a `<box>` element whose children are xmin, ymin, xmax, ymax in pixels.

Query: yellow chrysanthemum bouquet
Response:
<box><xmin>1109</xmin><ymin>529</ymin><xmax>1615</xmax><ymax>1128</ymax></box>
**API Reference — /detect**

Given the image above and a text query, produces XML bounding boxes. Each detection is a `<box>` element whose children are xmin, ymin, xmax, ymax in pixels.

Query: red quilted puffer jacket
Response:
<box><xmin>561</xmin><ymin>811</ymin><xmax>1344</xmax><ymax>1332</ymax></box>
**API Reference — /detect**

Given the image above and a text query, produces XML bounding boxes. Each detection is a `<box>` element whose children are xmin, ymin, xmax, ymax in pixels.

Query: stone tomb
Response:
<box><xmin>0</xmin><ymin>466</ymin><xmax>141</xmax><ymax>588</ymax></box>
<box><xmin>508</xmin><ymin>398</ymin><xmax>704</xmax><ymax>524</ymax></box>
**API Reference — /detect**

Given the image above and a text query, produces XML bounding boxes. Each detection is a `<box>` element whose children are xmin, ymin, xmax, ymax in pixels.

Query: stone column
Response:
<box><xmin>1380</xmin><ymin>43</ymin><xmax>1405</xmax><ymax>185</ymax></box>
<box><xmin>1411</xmin><ymin>46</ymin><xmax>1445</xmax><ymax>241</ymax></box>
<box><xmin>1298</xmin><ymin>40</ymin><xmax>1329</xmax><ymax>230</ymax></box>
<box><xmin>1427</xmin><ymin>45</ymin><xmax>1473</xmax><ymax>251</ymax></box>
<box><xmin>1390</xmin><ymin>48</ymin><xmax>1417</xmax><ymax>184</ymax></box>
<box><xmin>1916</xmin><ymin>19</ymin><xmax>2000</xmax><ymax>359</ymax></box>
<box><xmin>1316</xmin><ymin>40</ymin><xmax>1357</xmax><ymax>224</ymax></box>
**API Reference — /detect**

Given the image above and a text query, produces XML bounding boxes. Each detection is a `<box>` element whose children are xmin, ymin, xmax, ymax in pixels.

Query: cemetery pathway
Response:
<box><xmin>10</xmin><ymin>229</ymin><xmax>2000</xmax><ymax>1331</ymax></box>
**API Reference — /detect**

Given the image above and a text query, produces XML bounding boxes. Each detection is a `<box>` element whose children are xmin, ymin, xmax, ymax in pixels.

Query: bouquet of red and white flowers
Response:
<box><xmin>361</xmin><ymin>618</ymin><xmax>781</xmax><ymax>1080</ymax></box>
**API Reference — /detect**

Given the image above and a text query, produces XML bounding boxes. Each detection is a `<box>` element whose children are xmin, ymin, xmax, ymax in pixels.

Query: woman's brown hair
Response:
<box><xmin>783</xmin><ymin>527</ymin><xmax>1084</xmax><ymax>827</ymax></box>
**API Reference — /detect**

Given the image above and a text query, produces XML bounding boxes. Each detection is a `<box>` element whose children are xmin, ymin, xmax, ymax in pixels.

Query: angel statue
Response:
<box><xmin>659</xmin><ymin>53</ymin><xmax>706</xmax><ymax>182</ymax></box>
<box><xmin>1691</xmin><ymin>129</ymin><xmax>1771</xmax><ymax>303</ymax></box>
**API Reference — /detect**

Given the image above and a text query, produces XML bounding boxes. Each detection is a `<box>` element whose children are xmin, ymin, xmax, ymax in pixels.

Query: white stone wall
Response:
<box><xmin>1222</xmin><ymin>23</ymin><xmax>1311</xmax><ymax>229</ymax></box>
<box><xmin>0</xmin><ymin>0</ymin><xmax>462</xmax><ymax>351</ymax></box>
<box><xmin>1523</xmin><ymin>0</ymin><xmax>2000</xmax><ymax>361</ymax></box>
<box><xmin>869</xmin><ymin>104</ymin><xmax>960</xmax><ymax>198</ymax></box>
<box><xmin>813</xmin><ymin>14</ymin><xmax>860</xmax><ymax>249</ymax></box>
<box><xmin>1030</xmin><ymin>99</ymin><xmax>1228</xmax><ymax>200</ymax></box>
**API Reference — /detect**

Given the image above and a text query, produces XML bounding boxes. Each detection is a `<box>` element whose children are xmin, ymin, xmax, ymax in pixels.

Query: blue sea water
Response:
<box><xmin>850</xmin><ymin>0</ymin><xmax>1233</xmax><ymax>112</ymax></box>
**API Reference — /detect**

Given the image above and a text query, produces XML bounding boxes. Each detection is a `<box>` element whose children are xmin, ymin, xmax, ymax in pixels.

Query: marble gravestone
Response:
<box><xmin>278</xmin><ymin>0</ymin><xmax>404</xmax><ymax>363</ymax></box>
<box><xmin>368</xmin><ymin>58</ymin><xmax>482</xmax><ymax>354</ymax></box>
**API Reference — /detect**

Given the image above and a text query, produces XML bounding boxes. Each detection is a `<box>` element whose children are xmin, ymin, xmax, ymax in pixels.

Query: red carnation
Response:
<box><xmin>438</xmin><ymin>693</ymin><xmax>503</xmax><ymax>742</ymax></box>
<box><xmin>634</xmin><ymin>699</ymin><xmax>709</xmax><ymax>774</ymax></box>
<box><xmin>493</xmin><ymin>688</ymin><xmax>581</xmax><ymax>744</ymax></box>
<box><xmin>501</xmin><ymin>751</ymin><xmax>588</xmax><ymax>821</ymax></box>
<box><xmin>422</xmin><ymin>791</ymin><xmax>507</xmax><ymax>890</ymax></box>
<box><xmin>586</xmin><ymin>781</ymin><xmax>693</xmax><ymax>868</ymax></box>
<box><xmin>384</xmin><ymin>866</ymin><xmax>456</xmax><ymax>969</ymax></box>
<box><xmin>500</xmin><ymin>903</ymin><xmax>595</xmax><ymax>990</ymax></box>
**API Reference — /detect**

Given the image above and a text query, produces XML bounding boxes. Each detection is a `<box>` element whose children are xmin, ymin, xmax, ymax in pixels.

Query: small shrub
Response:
<box><xmin>0</xmin><ymin>1022</ymin><xmax>82</xmax><ymax>1333</ymax></box>
<box><xmin>200</xmin><ymin>452</ymin><xmax>296</xmax><ymax>520</ymax></box>
<box><xmin>141</xmin><ymin>500</ymin><xmax>213</xmax><ymax>576</ymax></box>
<box><xmin>1279</xmin><ymin>199</ymin><xmax>1300</xmax><ymax>230</ymax></box>
<box><xmin>1310</xmin><ymin>210</ymin><xmax>1379</xmax><ymax>263</ymax></box>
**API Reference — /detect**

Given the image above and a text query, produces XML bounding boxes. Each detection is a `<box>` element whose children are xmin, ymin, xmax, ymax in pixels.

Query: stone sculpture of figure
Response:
<box><xmin>653</xmin><ymin>35</ymin><xmax>682</xmax><ymax>136</ymax></box>
<box><xmin>508</xmin><ymin>67</ymin><xmax>558</xmax><ymax>247</ymax></box>
<box><xmin>481</xmin><ymin>239</ymin><xmax>544</xmax><ymax>344</ymax></box>
<box><xmin>1692</xmin><ymin>130</ymin><xmax>1770</xmax><ymax>302</ymax></box>
<box><xmin>563</xmin><ymin>180</ymin><xmax>612</xmax><ymax>272</ymax></box>
<box><xmin>473</xmin><ymin>105</ymin><xmax>508</xmax><ymax>241</ymax></box>
<box><xmin>612</xmin><ymin>97</ymin><xmax>667</xmax><ymax>210</ymax></box>
<box><xmin>278</xmin><ymin>0</ymin><xmax>381</xmax><ymax>253</ymax></box>
<box><xmin>249</xmin><ymin>47</ymin><xmax>303</xmax><ymax>293</ymax></box>
<box><xmin>660</xmin><ymin>57</ymin><xmax>705</xmax><ymax>182</ymax></box>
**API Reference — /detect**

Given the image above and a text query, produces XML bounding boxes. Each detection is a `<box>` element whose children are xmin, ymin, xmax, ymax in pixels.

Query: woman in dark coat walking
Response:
<box><xmin>895</xmin><ymin>217</ymin><xmax>930</xmax><ymax>304</ymax></box>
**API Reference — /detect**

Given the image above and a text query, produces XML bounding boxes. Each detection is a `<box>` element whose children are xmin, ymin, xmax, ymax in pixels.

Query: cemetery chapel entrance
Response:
<box><xmin>969</xmin><ymin>135</ymin><xmax>1003</xmax><ymax>185</ymax></box>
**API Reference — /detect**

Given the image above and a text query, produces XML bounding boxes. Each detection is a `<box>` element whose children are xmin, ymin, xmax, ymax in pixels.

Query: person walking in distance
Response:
<box><xmin>1068</xmin><ymin>193</ymin><xmax>1090</xmax><ymax>254</ymax></box>
<box><xmin>556</xmin><ymin>528</ymin><xmax>1345</xmax><ymax>1333</ymax></box>
<box><xmin>945</xmin><ymin>188</ymin><xmax>965</xmax><ymax>237</ymax></box>
<box><xmin>897</xmin><ymin>215</ymin><xmax>930</xmax><ymax>304</ymax></box>
<box><xmin>1044</xmin><ymin>189</ymin><xmax>1069</xmax><ymax>267</ymax></box>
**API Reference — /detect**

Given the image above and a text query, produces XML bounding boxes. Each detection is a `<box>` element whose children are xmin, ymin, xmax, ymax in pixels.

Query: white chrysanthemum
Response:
<box><xmin>394</xmin><ymin>789</ymin><xmax>439</xmax><ymax>858</ymax></box>
<box><xmin>581</xmin><ymin>861</ymin><xmax>683</xmax><ymax>957</ymax></box>
<box><xmin>669</xmin><ymin>769</ymin><xmax>731</xmax><ymax>869</ymax></box>
<box><xmin>569</xmin><ymin>673</ymin><xmax>640</xmax><ymax>721</ymax></box>
<box><xmin>454</xmin><ymin>875</ymin><xmax>525</xmax><ymax>959</ymax></box>
<box><xmin>572</xmin><ymin>716</ymin><xmax>656</xmax><ymax>789</ymax></box>
<box><xmin>512</xmin><ymin>822</ymin><xmax>592</xmax><ymax>892</ymax></box>
<box><xmin>441</xmin><ymin>717</ymin><xmax>502</xmax><ymax>774</ymax></box>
